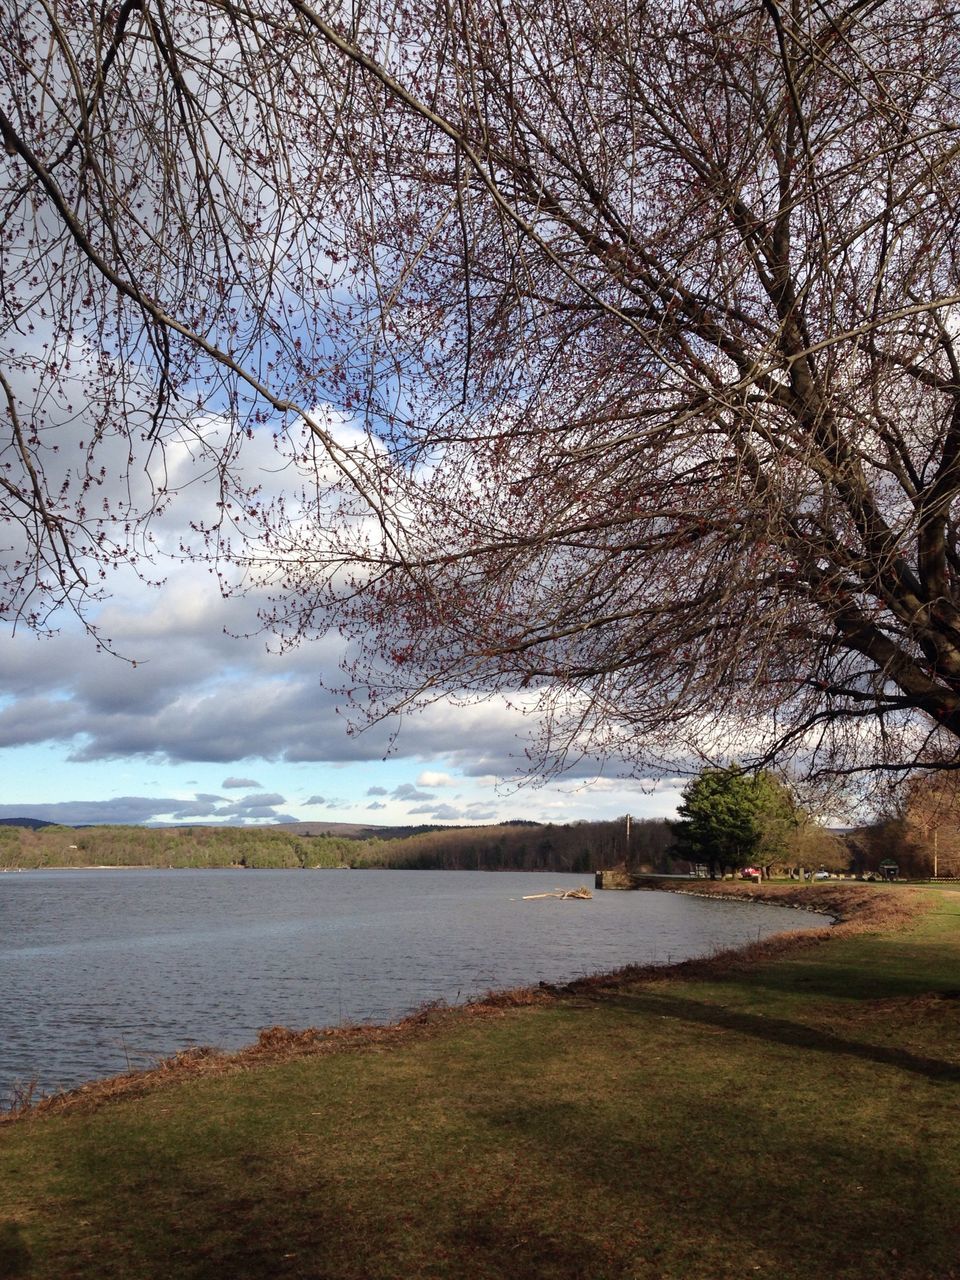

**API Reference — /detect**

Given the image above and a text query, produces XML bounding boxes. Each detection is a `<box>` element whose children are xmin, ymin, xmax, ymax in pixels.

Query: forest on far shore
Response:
<box><xmin>0</xmin><ymin>805</ymin><xmax>954</xmax><ymax>878</ymax></box>
<box><xmin>0</xmin><ymin>818</ymin><xmax>661</xmax><ymax>874</ymax></box>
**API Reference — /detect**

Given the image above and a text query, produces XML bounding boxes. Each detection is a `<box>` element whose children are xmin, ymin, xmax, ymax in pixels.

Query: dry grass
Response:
<box><xmin>565</xmin><ymin>881</ymin><xmax>927</xmax><ymax>992</ymax></box>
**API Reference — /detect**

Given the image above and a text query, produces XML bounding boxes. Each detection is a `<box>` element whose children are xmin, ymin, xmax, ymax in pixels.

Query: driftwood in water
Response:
<box><xmin>522</xmin><ymin>886</ymin><xmax>593</xmax><ymax>900</ymax></box>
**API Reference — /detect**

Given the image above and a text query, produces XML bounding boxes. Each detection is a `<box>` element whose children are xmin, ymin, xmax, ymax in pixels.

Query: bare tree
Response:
<box><xmin>0</xmin><ymin>0</ymin><xmax>381</xmax><ymax>634</ymax></box>
<box><xmin>6</xmin><ymin>1</ymin><xmax>960</xmax><ymax>787</ymax></box>
<box><xmin>893</xmin><ymin>772</ymin><xmax>960</xmax><ymax>875</ymax></box>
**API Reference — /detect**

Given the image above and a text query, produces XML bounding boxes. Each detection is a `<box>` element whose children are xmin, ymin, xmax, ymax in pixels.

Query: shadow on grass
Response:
<box><xmin>475</xmin><ymin>1092</ymin><xmax>960</xmax><ymax>1279</ymax></box>
<box><xmin>39</xmin><ymin>1141</ymin><xmax>610</xmax><ymax>1280</ymax></box>
<box><xmin>0</xmin><ymin>1222</ymin><xmax>31</xmax><ymax>1277</ymax></box>
<box><xmin>598</xmin><ymin>988</ymin><xmax>960</xmax><ymax>1082</ymax></box>
<box><xmin>17</xmin><ymin>1038</ymin><xmax>960</xmax><ymax>1280</ymax></box>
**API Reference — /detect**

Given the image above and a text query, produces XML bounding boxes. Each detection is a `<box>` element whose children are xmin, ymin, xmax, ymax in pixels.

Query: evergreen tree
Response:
<box><xmin>673</xmin><ymin>767</ymin><xmax>797</xmax><ymax>879</ymax></box>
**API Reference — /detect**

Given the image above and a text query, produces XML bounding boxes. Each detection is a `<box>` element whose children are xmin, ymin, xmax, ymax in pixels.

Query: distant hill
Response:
<box><xmin>271</xmin><ymin>821</ymin><xmax>542</xmax><ymax>842</ymax></box>
<box><xmin>270</xmin><ymin>821</ymin><xmax>386</xmax><ymax>838</ymax></box>
<box><xmin>0</xmin><ymin>817</ymin><xmax>546</xmax><ymax>838</ymax></box>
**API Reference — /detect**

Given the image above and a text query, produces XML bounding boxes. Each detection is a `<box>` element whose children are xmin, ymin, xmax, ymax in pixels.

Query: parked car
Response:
<box><xmin>813</xmin><ymin>870</ymin><xmax>832</xmax><ymax>880</ymax></box>
<box><xmin>740</xmin><ymin>867</ymin><xmax>761</xmax><ymax>879</ymax></box>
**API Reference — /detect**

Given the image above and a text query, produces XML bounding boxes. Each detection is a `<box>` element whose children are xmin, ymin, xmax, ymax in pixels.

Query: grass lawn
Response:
<box><xmin>1</xmin><ymin>885</ymin><xmax>958</xmax><ymax>1280</ymax></box>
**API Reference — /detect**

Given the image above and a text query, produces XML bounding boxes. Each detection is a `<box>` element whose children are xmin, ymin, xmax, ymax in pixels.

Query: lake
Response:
<box><xmin>0</xmin><ymin>869</ymin><xmax>826</xmax><ymax>1100</ymax></box>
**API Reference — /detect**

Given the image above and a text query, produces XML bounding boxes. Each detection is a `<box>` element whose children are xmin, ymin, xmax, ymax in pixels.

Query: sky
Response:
<box><xmin>0</xmin><ymin>417</ymin><xmax>686</xmax><ymax>830</ymax></box>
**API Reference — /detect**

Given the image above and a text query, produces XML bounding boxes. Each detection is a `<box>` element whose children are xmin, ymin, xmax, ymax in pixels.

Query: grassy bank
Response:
<box><xmin>1</xmin><ymin>885</ymin><xmax>958</xmax><ymax>1279</ymax></box>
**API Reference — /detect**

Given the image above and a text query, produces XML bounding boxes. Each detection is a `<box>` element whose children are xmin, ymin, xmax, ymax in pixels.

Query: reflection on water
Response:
<box><xmin>0</xmin><ymin>869</ymin><xmax>825</xmax><ymax>1097</ymax></box>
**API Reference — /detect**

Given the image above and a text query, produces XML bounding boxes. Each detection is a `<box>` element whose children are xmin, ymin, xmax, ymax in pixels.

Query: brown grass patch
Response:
<box><xmin>563</xmin><ymin>882</ymin><xmax>928</xmax><ymax>993</ymax></box>
<box><xmin>845</xmin><ymin>989</ymin><xmax>960</xmax><ymax>1020</ymax></box>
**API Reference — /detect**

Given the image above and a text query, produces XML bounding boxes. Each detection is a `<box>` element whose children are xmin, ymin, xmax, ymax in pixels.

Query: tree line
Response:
<box><xmin>844</xmin><ymin>775</ymin><xmax>960</xmax><ymax>880</ymax></box>
<box><xmin>0</xmin><ymin>825</ymin><xmax>351</xmax><ymax>870</ymax></box>
<box><xmin>3</xmin><ymin>783</ymin><xmax>954</xmax><ymax>879</ymax></box>
<box><xmin>0</xmin><ymin>818</ymin><xmax>672</xmax><ymax>873</ymax></box>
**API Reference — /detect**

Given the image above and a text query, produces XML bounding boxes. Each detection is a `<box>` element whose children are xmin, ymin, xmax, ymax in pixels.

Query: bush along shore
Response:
<box><xmin>1</xmin><ymin>883</ymin><xmax>958</xmax><ymax>1280</ymax></box>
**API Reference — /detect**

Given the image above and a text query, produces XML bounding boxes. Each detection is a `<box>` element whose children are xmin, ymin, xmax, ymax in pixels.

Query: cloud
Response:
<box><xmin>0</xmin><ymin>789</ymin><xmax>301</xmax><ymax>827</ymax></box>
<box><xmin>218</xmin><ymin>792</ymin><xmax>286</xmax><ymax>815</ymax></box>
<box><xmin>406</xmin><ymin>802</ymin><xmax>483</xmax><ymax>822</ymax></box>
<box><xmin>0</xmin><ymin>362</ymin><xmax>603</xmax><ymax>813</ymax></box>
<box><xmin>465</xmin><ymin>804</ymin><xmax>500</xmax><ymax>819</ymax></box>
<box><xmin>0</xmin><ymin>696</ymin><xmax>85</xmax><ymax>749</ymax></box>
<box><xmin>417</xmin><ymin>771</ymin><xmax>457</xmax><ymax>788</ymax></box>
<box><xmin>303</xmin><ymin>794</ymin><xmax>351</xmax><ymax>810</ymax></box>
<box><xmin>391</xmin><ymin>784</ymin><xmax>435</xmax><ymax>802</ymax></box>
<box><xmin>0</xmin><ymin>438</ymin><xmax>669</xmax><ymax>819</ymax></box>
<box><xmin>167</xmin><ymin>801</ymin><xmax>230</xmax><ymax>820</ymax></box>
<box><xmin>0</xmin><ymin>595</ymin><xmax>544</xmax><ymax>772</ymax></box>
<box><xmin>0</xmin><ymin>798</ymin><xmax>199</xmax><ymax>825</ymax></box>
<box><xmin>0</xmin><ymin>788</ymin><xmax>512</xmax><ymax>829</ymax></box>
<box><xmin>0</xmin><ymin>349</ymin><xmax>693</xmax><ymax>832</ymax></box>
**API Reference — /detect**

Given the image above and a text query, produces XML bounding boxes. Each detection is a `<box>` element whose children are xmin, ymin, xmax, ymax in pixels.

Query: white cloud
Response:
<box><xmin>417</xmin><ymin>770</ymin><xmax>457</xmax><ymax>788</ymax></box>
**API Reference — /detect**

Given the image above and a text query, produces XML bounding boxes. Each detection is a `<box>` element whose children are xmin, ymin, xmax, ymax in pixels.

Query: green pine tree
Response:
<box><xmin>673</xmin><ymin>766</ymin><xmax>797</xmax><ymax>879</ymax></box>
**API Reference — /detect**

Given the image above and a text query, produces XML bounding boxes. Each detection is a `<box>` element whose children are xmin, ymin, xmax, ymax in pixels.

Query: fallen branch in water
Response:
<box><xmin>522</xmin><ymin>887</ymin><xmax>593</xmax><ymax>900</ymax></box>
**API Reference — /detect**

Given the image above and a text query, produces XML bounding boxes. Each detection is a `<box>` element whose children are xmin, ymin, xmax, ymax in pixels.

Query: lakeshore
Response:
<box><xmin>0</xmin><ymin>871</ymin><xmax>827</xmax><ymax>1098</ymax></box>
<box><xmin>1</xmin><ymin>882</ymin><xmax>957</xmax><ymax>1279</ymax></box>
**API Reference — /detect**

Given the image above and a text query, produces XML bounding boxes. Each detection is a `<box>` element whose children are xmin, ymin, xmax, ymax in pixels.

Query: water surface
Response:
<box><xmin>0</xmin><ymin>869</ymin><xmax>825</xmax><ymax>1099</ymax></box>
